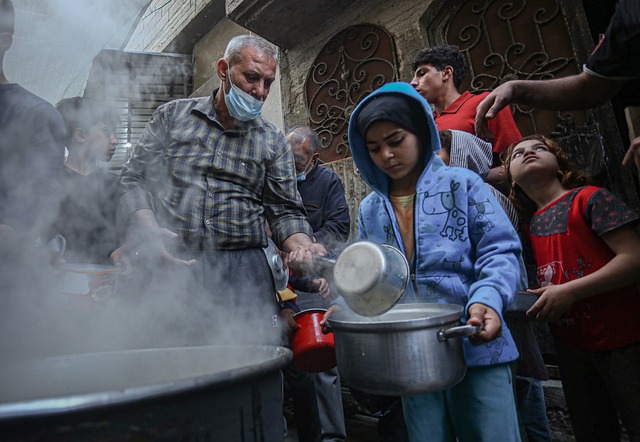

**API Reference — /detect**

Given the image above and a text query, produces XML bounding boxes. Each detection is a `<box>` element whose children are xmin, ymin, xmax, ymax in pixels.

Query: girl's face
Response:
<box><xmin>508</xmin><ymin>138</ymin><xmax>559</xmax><ymax>185</ymax></box>
<box><xmin>365</xmin><ymin>120</ymin><xmax>423</xmax><ymax>185</ymax></box>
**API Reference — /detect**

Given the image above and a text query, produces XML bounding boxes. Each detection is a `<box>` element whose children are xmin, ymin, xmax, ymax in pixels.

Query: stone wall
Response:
<box><xmin>280</xmin><ymin>0</ymin><xmax>435</xmax><ymax>132</ymax></box>
<box><xmin>125</xmin><ymin>0</ymin><xmax>212</xmax><ymax>53</ymax></box>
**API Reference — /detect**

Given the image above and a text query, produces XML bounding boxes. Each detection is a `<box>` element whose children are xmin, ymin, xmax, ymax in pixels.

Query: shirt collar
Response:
<box><xmin>439</xmin><ymin>90</ymin><xmax>473</xmax><ymax>115</ymax></box>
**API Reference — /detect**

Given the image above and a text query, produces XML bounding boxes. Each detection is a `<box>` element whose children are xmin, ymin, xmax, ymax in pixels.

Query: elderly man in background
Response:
<box><xmin>286</xmin><ymin>125</ymin><xmax>350</xmax><ymax>442</ymax></box>
<box><xmin>117</xmin><ymin>35</ymin><xmax>325</xmax><ymax>348</ymax></box>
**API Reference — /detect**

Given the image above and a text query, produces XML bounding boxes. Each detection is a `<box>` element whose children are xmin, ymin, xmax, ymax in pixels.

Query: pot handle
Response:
<box><xmin>437</xmin><ymin>324</ymin><xmax>482</xmax><ymax>342</ymax></box>
<box><xmin>311</xmin><ymin>253</ymin><xmax>337</xmax><ymax>268</ymax></box>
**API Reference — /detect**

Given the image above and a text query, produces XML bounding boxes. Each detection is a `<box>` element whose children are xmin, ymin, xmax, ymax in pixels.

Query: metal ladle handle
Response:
<box><xmin>311</xmin><ymin>254</ymin><xmax>337</xmax><ymax>269</ymax></box>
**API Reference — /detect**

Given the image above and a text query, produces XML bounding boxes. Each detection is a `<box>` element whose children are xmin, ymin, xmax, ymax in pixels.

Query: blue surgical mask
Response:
<box><xmin>296</xmin><ymin>157</ymin><xmax>315</xmax><ymax>181</ymax></box>
<box><xmin>225</xmin><ymin>77</ymin><xmax>264</xmax><ymax>121</ymax></box>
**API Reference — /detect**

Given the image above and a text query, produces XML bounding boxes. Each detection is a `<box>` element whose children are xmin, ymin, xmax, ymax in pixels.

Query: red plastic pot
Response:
<box><xmin>291</xmin><ymin>309</ymin><xmax>336</xmax><ymax>373</ymax></box>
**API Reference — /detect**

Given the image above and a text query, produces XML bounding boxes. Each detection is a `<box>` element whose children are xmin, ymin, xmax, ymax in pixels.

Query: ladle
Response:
<box><xmin>313</xmin><ymin>241</ymin><xmax>410</xmax><ymax>317</ymax></box>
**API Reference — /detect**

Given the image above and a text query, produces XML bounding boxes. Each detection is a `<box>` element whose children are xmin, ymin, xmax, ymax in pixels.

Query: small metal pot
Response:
<box><xmin>327</xmin><ymin>304</ymin><xmax>480</xmax><ymax>396</ymax></box>
<box><xmin>332</xmin><ymin>241</ymin><xmax>410</xmax><ymax>316</ymax></box>
<box><xmin>58</xmin><ymin>263</ymin><xmax>123</xmax><ymax>311</ymax></box>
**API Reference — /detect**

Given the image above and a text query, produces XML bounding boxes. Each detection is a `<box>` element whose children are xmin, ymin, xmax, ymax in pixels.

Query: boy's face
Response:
<box><xmin>86</xmin><ymin>122</ymin><xmax>117</xmax><ymax>162</ymax></box>
<box><xmin>410</xmin><ymin>63</ymin><xmax>446</xmax><ymax>104</ymax></box>
<box><xmin>365</xmin><ymin>120</ymin><xmax>423</xmax><ymax>185</ymax></box>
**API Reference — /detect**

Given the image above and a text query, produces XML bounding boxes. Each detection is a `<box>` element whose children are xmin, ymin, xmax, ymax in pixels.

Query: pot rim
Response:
<box><xmin>0</xmin><ymin>345</ymin><xmax>292</xmax><ymax>421</ymax></box>
<box><xmin>328</xmin><ymin>303</ymin><xmax>463</xmax><ymax>332</ymax></box>
<box><xmin>293</xmin><ymin>308</ymin><xmax>327</xmax><ymax>318</ymax></box>
<box><xmin>59</xmin><ymin>263</ymin><xmax>123</xmax><ymax>275</ymax></box>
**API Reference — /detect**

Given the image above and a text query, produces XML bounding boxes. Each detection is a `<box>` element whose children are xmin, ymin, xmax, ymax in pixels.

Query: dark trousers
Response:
<box><xmin>555</xmin><ymin>339</ymin><xmax>640</xmax><ymax>442</ymax></box>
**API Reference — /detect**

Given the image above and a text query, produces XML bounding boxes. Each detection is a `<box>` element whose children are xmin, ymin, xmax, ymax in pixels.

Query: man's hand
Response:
<box><xmin>622</xmin><ymin>136</ymin><xmax>640</xmax><ymax>176</ymax></box>
<box><xmin>474</xmin><ymin>82</ymin><xmax>516</xmax><ymax>141</ymax></box>
<box><xmin>467</xmin><ymin>303</ymin><xmax>502</xmax><ymax>345</ymax></box>
<box><xmin>284</xmin><ymin>241</ymin><xmax>328</xmax><ymax>273</ymax></box>
<box><xmin>114</xmin><ymin>227</ymin><xmax>197</xmax><ymax>269</ymax></box>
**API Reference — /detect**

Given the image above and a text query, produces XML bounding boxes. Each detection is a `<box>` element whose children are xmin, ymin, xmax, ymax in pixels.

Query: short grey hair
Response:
<box><xmin>224</xmin><ymin>34</ymin><xmax>278</xmax><ymax>65</ymax></box>
<box><xmin>287</xmin><ymin>126</ymin><xmax>319</xmax><ymax>154</ymax></box>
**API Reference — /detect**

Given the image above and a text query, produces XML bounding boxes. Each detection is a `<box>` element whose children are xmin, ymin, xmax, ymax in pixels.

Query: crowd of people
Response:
<box><xmin>2</xmin><ymin>0</ymin><xmax>640</xmax><ymax>440</ymax></box>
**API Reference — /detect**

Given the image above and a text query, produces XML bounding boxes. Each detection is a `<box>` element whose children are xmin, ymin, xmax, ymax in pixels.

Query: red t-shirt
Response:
<box><xmin>527</xmin><ymin>186</ymin><xmax>640</xmax><ymax>351</ymax></box>
<box><xmin>435</xmin><ymin>91</ymin><xmax>522</xmax><ymax>155</ymax></box>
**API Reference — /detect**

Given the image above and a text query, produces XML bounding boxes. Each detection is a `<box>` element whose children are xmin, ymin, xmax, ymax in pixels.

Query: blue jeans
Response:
<box><xmin>402</xmin><ymin>363</ymin><xmax>521</xmax><ymax>442</ymax></box>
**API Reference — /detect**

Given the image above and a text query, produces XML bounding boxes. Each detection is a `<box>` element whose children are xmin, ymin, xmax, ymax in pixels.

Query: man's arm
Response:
<box><xmin>474</xmin><ymin>72</ymin><xmax>626</xmax><ymax>140</ymax></box>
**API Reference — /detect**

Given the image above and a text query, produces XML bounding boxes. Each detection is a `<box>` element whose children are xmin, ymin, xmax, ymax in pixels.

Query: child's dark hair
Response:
<box><xmin>502</xmin><ymin>134</ymin><xmax>592</xmax><ymax>222</ymax></box>
<box><xmin>55</xmin><ymin>97</ymin><xmax>120</xmax><ymax>146</ymax></box>
<box><xmin>411</xmin><ymin>44</ymin><xmax>466</xmax><ymax>89</ymax></box>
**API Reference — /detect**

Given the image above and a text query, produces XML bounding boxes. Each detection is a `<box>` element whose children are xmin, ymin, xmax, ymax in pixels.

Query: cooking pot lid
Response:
<box><xmin>262</xmin><ymin>238</ymin><xmax>289</xmax><ymax>291</ymax></box>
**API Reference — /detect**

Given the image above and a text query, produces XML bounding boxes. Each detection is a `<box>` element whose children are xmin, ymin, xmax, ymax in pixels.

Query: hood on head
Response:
<box><xmin>448</xmin><ymin>130</ymin><xmax>493</xmax><ymax>179</ymax></box>
<box><xmin>348</xmin><ymin>82</ymin><xmax>440</xmax><ymax>195</ymax></box>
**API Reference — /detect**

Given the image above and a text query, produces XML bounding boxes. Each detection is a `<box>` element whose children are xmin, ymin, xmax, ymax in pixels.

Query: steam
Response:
<box><xmin>5</xmin><ymin>0</ymin><xmax>149</xmax><ymax>103</ymax></box>
<box><xmin>1</xmin><ymin>1</ymin><xmax>285</xmax><ymax>403</ymax></box>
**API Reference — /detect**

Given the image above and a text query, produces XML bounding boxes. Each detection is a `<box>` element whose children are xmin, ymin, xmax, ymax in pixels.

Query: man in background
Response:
<box><xmin>0</xmin><ymin>0</ymin><xmax>65</xmax><ymax>250</ymax></box>
<box><xmin>287</xmin><ymin>126</ymin><xmax>350</xmax><ymax>442</ymax></box>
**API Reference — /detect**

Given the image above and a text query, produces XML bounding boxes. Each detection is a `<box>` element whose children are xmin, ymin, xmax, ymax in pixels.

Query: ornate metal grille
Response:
<box><xmin>425</xmin><ymin>0</ymin><xmax>588</xmax><ymax>137</ymax></box>
<box><xmin>305</xmin><ymin>24</ymin><xmax>399</xmax><ymax>162</ymax></box>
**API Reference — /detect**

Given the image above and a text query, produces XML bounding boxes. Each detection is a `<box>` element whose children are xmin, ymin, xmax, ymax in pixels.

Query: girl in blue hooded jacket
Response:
<box><xmin>347</xmin><ymin>82</ymin><xmax>523</xmax><ymax>441</ymax></box>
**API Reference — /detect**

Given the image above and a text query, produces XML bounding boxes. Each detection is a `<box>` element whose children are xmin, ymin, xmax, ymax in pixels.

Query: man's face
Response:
<box><xmin>287</xmin><ymin>135</ymin><xmax>316</xmax><ymax>173</ymax></box>
<box><xmin>224</xmin><ymin>46</ymin><xmax>277</xmax><ymax>102</ymax></box>
<box><xmin>87</xmin><ymin>122</ymin><xmax>117</xmax><ymax>162</ymax></box>
<box><xmin>410</xmin><ymin>63</ymin><xmax>446</xmax><ymax>104</ymax></box>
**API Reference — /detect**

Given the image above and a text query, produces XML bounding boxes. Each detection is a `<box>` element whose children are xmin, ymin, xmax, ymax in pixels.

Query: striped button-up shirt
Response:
<box><xmin>120</xmin><ymin>91</ymin><xmax>312</xmax><ymax>250</ymax></box>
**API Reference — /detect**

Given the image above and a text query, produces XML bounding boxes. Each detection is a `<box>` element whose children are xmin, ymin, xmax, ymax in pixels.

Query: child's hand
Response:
<box><xmin>278</xmin><ymin>308</ymin><xmax>300</xmax><ymax>337</ymax></box>
<box><xmin>526</xmin><ymin>285</ymin><xmax>574</xmax><ymax>321</ymax></box>
<box><xmin>467</xmin><ymin>303</ymin><xmax>502</xmax><ymax>345</ymax></box>
<box><xmin>319</xmin><ymin>304</ymin><xmax>342</xmax><ymax>333</ymax></box>
<box><xmin>312</xmin><ymin>277</ymin><xmax>331</xmax><ymax>299</ymax></box>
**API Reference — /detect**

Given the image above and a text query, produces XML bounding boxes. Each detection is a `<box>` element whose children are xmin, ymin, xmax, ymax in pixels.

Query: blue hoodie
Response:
<box><xmin>348</xmin><ymin>82</ymin><xmax>521</xmax><ymax>367</ymax></box>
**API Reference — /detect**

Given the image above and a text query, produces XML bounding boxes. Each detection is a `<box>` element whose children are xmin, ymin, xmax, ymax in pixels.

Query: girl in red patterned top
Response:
<box><xmin>504</xmin><ymin>134</ymin><xmax>640</xmax><ymax>442</ymax></box>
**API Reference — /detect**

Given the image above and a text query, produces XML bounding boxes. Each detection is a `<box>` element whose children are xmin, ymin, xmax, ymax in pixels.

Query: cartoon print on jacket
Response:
<box><xmin>475</xmin><ymin>336</ymin><xmax>510</xmax><ymax>365</ymax></box>
<box><xmin>469</xmin><ymin>197</ymin><xmax>496</xmax><ymax>233</ymax></box>
<box><xmin>421</xmin><ymin>180</ymin><xmax>467</xmax><ymax>241</ymax></box>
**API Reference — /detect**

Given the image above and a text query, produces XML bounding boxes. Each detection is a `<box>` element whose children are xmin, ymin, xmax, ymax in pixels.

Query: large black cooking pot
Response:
<box><xmin>0</xmin><ymin>345</ymin><xmax>292</xmax><ymax>441</ymax></box>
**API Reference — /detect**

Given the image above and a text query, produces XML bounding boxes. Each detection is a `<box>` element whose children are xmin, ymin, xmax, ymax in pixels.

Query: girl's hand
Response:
<box><xmin>320</xmin><ymin>304</ymin><xmax>342</xmax><ymax>333</ymax></box>
<box><xmin>467</xmin><ymin>303</ymin><xmax>502</xmax><ymax>345</ymax></box>
<box><xmin>526</xmin><ymin>285</ymin><xmax>575</xmax><ymax>321</ymax></box>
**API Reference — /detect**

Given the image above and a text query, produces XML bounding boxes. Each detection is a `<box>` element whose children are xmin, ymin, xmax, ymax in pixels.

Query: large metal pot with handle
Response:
<box><xmin>0</xmin><ymin>345</ymin><xmax>291</xmax><ymax>441</ymax></box>
<box><xmin>327</xmin><ymin>304</ymin><xmax>479</xmax><ymax>396</ymax></box>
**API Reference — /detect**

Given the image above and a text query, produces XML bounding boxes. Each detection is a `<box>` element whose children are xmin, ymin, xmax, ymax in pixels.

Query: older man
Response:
<box><xmin>287</xmin><ymin>125</ymin><xmax>350</xmax><ymax>442</ymax></box>
<box><xmin>118</xmin><ymin>35</ymin><xmax>324</xmax><ymax>346</ymax></box>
